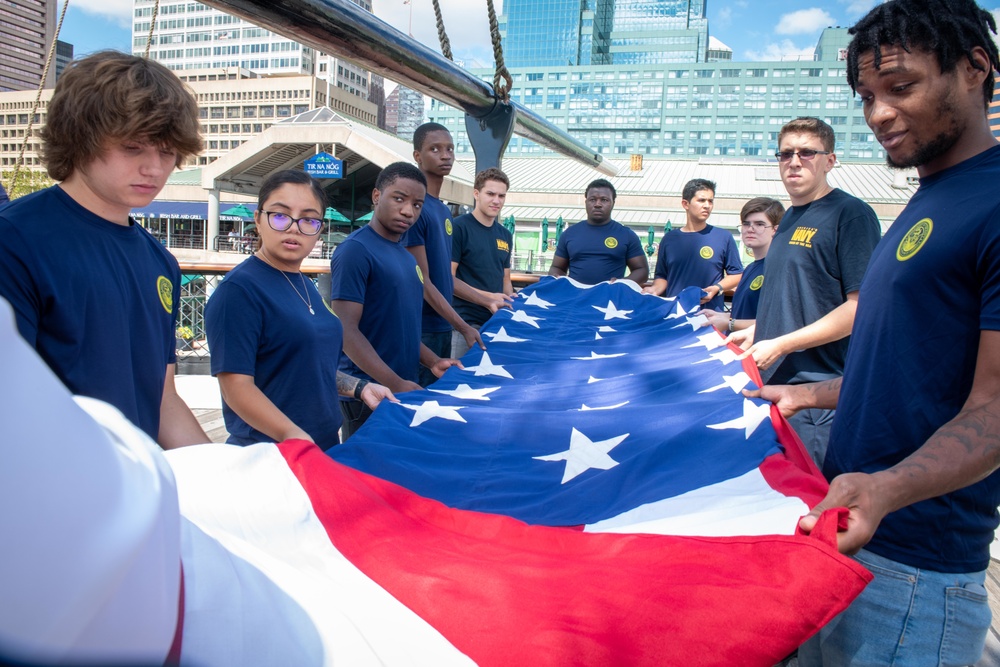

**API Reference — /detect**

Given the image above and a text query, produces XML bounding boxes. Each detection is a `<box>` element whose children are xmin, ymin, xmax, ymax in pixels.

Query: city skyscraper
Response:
<box><xmin>0</xmin><ymin>0</ymin><xmax>57</xmax><ymax>92</ymax></box>
<box><xmin>500</xmin><ymin>0</ymin><xmax>708</xmax><ymax>68</ymax></box>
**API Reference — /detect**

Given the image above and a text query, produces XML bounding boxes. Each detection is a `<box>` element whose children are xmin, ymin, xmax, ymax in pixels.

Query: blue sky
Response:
<box><xmin>57</xmin><ymin>0</ymin><xmax>1000</xmax><ymax>68</ymax></box>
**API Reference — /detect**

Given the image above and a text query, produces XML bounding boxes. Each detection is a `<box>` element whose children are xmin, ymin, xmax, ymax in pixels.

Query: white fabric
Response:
<box><xmin>0</xmin><ymin>299</ymin><xmax>179</xmax><ymax>664</ymax></box>
<box><xmin>586</xmin><ymin>467</ymin><xmax>809</xmax><ymax>536</ymax></box>
<box><xmin>168</xmin><ymin>443</ymin><xmax>474</xmax><ymax>666</ymax></box>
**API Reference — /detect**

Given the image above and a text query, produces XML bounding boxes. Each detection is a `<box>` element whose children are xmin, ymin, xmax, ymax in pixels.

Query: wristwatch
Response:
<box><xmin>353</xmin><ymin>379</ymin><xmax>369</xmax><ymax>400</ymax></box>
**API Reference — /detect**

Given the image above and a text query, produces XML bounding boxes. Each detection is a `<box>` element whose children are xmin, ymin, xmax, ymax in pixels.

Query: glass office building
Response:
<box><xmin>429</xmin><ymin>28</ymin><xmax>886</xmax><ymax>163</ymax></box>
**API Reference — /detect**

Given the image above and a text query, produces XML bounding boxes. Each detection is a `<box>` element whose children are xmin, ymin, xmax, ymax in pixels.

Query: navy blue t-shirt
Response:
<box><xmin>0</xmin><ymin>186</ymin><xmax>178</xmax><ymax>440</ymax></box>
<box><xmin>730</xmin><ymin>258</ymin><xmax>765</xmax><ymax>319</ymax></box>
<box><xmin>451</xmin><ymin>212</ymin><xmax>512</xmax><ymax>328</ymax></box>
<box><xmin>755</xmin><ymin>189</ymin><xmax>881</xmax><ymax>385</ymax></box>
<box><xmin>403</xmin><ymin>193</ymin><xmax>454</xmax><ymax>334</ymax></box>
<box><xmin>826</xmin><ymin>145</ymin><xmax>1000</xmax><ymax>574</ymax></box>
<box><xmin>205</xmin><ymin>256</ymin><xmax>344</xmax><ymax>450</ymax></box>
<box><xmin>331</xmin><ymin>225</ymin><xmax>424</xmax><ymax>387</ymax></box>
<box><xmin>654</xmin><ymin>225</ymin><xmax>743</xmax><ymax>310</ymax></box>
<box><xmin>554</xmin><ymin>219</ymin><xmax>644</xmax><ymax>285</ymax></box>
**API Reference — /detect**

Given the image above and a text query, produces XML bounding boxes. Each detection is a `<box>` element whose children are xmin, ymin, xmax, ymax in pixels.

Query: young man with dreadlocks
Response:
<box><xmin>752</xmin><ymin>0</ymin><xmax>1000</xmax><ymax>663</ymax></box>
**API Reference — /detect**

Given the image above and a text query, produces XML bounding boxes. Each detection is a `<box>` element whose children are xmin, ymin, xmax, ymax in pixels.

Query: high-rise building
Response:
<box><xmin>132</xmin><ymin>0</ymin><xmax>374</xmax><ymax>101</ymax></box>
<box><xmin>0</xmin><ymin>0</ymin><xmax>57</xmax><ymax>92</ymax></box>
<box><xmin>384</xmin><ymin>85</ymin><xmax>424</xmax><ymax>140</ymax></box>
<box><xmin>430</xmin><ymin>27</ymin><xmax>885</xmax><ymax>162</ymax></box>
<box><xmin>500</xmin><ymin>0</ymin><xmax>708</xmax><ymax>68</ymax></box>
<box><xmin>54</xmin><ymin>40</ymin><xmax>73</xmax><ymax>81</ymax></box>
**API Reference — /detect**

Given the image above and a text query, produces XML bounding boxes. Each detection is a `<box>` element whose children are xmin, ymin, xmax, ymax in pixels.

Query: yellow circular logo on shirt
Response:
<box><xmin>896</xmin><ymin>218</ymin><xmax>933</xmax><ymax>261</ymax></box>
<box><xmin>156</xmin><ymin>276</ymin><xmax>173</xmax><ymax>313</ymax></box>
<box><xmin>416</xmin><ymin>265</ymin><xmax>424</xmax><ymax>283</ymax></box>
<box><xmin>445</xmin><ymin>219</ymin><xmax>453</xmax><ymax>235</ymax></box>
<box><xmin>700</xmin><ymin>246</ymin><xmax>714</xmax><ymax>260</ymax></box>
<box><xmin>750</xmin><ymin>275</ymin><xmax>764</xmax><ymax>291</ymax></box>
<box><xmin>604</xmin><ymin>237</ymin><xmax>618</xmax><ymax>249</ymax></box>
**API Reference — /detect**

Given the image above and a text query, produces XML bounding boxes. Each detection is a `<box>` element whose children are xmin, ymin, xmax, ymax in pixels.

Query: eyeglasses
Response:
<box><xmin>775</xmin><ymin>149</ymin><xmax>831</xmax><ymax>162</ymax></box>
<box><xmin>740</xmin><ymin>221</ymin><xmax>773</xmax><ymax>230</ymax></box>
<box><xmin>262</xmin><ymin>210</ymin><xmax>322</xmax><ymax>236</ymax></box>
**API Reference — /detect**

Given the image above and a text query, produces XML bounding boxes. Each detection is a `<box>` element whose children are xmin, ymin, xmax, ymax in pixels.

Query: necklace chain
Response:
<box><xmin>256</xmin><ymin>252</ymin><xmax>314</xmax><ymax>315</ymax></box>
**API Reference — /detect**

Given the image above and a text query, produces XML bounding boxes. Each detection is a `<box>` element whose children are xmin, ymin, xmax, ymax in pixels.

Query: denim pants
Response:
<box><xmin>799</xmin><ymin>548</ymin><xmax>991</xmax><ymax>667</ymax></box>
<box><xmin>418</xmin><ymin>330</ymin><xmax>451</xmax><ymax>387</ymax></box>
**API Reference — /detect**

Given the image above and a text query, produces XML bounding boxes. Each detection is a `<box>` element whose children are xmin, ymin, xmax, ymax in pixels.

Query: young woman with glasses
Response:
<box><xmin>205</xmin><ymin>170</ymin><xmax>395</xmax><ymax>450</ymax></box>
<box><xmin>699</xmin><ymin>197</ymin><xmax>785</xmax><ymax>333</ymax></box>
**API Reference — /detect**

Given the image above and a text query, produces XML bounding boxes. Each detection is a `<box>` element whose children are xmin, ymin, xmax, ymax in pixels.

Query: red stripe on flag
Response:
<box><xmin>278</xmin><ymin>440</ymin><xmax>871</xmax><ymax>667</ymax></box>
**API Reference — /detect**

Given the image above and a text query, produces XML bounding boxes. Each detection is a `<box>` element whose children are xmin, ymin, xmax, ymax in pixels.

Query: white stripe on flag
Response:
<box><xmin>167</xmin><ymin>443</ymin><xmax>474</xmax><ymax>666</ymax></box>
<box><xmin>585</xmin><ymin>467</ymin><xmax>809</xmax><ymax>536</ymax></box>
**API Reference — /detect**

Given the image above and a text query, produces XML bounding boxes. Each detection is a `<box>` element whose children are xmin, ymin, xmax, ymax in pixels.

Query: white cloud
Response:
<box><xmin>744</xmin><ymin>40</ymin><xmax>816</xmax><ymax>62</ymax></box>
<box><xmin>716</xmin><ymin>7</ymin><xmax>733</xmax><ymax>26</ymax></box>
<box><xmin>775</xmin><ymin>8</ymin><xmax>836</xmax><ymax>35</ymax></box>
<box><xmin>841</xmin><ymin>0</ymin><xmax>876</xmax><ymax>16</ymax></box>
<box><xmin>374</xmin><ymin>0</ymin><xmax>502</xmax><ymax>68</ymax></box>
<box><xmin>60</xmin><ymin>0</ymin><xmax>133</xmax><ymax>28</ymax></box>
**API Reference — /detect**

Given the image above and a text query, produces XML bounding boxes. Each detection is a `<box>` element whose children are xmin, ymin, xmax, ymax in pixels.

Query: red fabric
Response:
<box><xmin>279</xmin><ymin>440</ymin><xmax>872</xmax><ymax>667</ymax></box>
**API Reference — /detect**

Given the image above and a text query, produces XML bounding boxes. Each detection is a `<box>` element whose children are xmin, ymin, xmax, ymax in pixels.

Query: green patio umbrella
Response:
<box><xmin>501</xmin><ymin>215</ymin><xmax>516</xmax><ymax>237</ymax></box>
<box><xmin>221</xmin><ymin>203</ymin><xmax>254</xmax><ymax>218</ymax></box>
<box><xmin>554</xmin><ymin>216</ymin><xmax>564</xmax><ymax>244</ymax></box>
<box><xmin>540</xmin><ymin>217</ymin><xmax>549</xmax><ymax>251</ymax></box>
<box><xmin>355</xmin><ymin>211</ymin><xmax>374</xmax><ymax>223</ymax></box>
<box><xmin>324</xmin><ymin>207</ymin><xmax>351</xmax><ymax>224</ymax></box>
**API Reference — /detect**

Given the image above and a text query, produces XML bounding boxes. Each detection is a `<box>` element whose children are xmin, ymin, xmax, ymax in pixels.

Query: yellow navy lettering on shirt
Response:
<box><xmin>789</xmin><ymin>227</ymin><xmax>818</xmax><ymax>248</ymax></box>
<box><xmin>157</xmin><ymin>276</ymin><xmax>173</xmax><ymax>313</ymax></box>
<box><xmin>496</xmin><ymin>239</ymin><xmax>510</xmax><ymax>252</ymax></box>
<box><xmin>896</xmin><ymin>218</ymin><xmax>933</xmax><ymax>262</ymax></box>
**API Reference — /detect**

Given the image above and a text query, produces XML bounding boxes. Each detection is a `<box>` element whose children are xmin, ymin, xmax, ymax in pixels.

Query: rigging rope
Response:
<box><xmin>430</xmin><ymin>0</ymin><xmax>454</xmax><ymax>60</ymax></box>
<box><xmin>485</xmin><ymin>0</ymin><xmax>513</xmax><ymax>103</ymax></box>
<box><xmin>144</xmin><ymin>0</ymin><xmax>161</xmax><ymax>60</ymax></box>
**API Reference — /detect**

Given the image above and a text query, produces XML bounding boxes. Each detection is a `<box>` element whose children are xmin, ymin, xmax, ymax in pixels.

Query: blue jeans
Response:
<box><xmin>419</xmin><ymin>330</ymin><xmax>451</xmax><ymax>387</ymax></box>
<box><xmin>799</xmin><ymin>548</ymin><xmax>991</xmax><ymax>667</ymax></box>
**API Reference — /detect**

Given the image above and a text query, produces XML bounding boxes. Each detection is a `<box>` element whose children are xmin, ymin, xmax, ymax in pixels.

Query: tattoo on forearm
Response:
<box><xmin>336</xmin><ymin>371</ymin><xmax>357</xmax><ymax>395</ymax></box>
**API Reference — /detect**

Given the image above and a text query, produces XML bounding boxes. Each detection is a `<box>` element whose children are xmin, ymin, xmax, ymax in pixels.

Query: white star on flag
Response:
<box><xmin>483</xmin><ymin>327</ymin><xmax>528</xmax><ymax>343</ymax></box>
<box><xmin>598</xmin><ymin>326</ymin><xmax>617</xmax><ymax>332</ymax></box>
<box><xmin>682</xmin><ymin>331</ymin><xmax>726</xmax><ymax>351</ymax></box>
<box><xmin>587</xmin><ymin>374</ymin><xmax>633</xmax><ymax>383</ymax></box>
<box><xmin>692</xmin><ymin>349</ymin><xmax>741</xmax><ymax>366</ymax></box>
<box><xmin>595</xmin><ymin>332</ymin><xmax>603</xmax><ymax>340</ymax></box>
<box><xmin>533</xmin><ymin>427</ymin><xmax>629</xmax><ymax>484</ymax></box>
<box><xmin>707</xmin><ymin>398</ymin><xmax>771</xmax><ymax>439</ymax></box>
<box><xmin>429</xmin><ymin>384</ymin><xmax>500</xmax><ymax>401</ymax></box>
<box><xmin>571</xmin><ymin>351</ymin><xmax>627</xmax><ymax>360</ymax></box>
<box><xmin>593</xmin><ymin>301</ymin><xmax>633</xmax><ymax>320</ymax></box>
<box><xmin>699</xmin><ymin>372</ymin><xmax>754</xmax><ymax>394</ymax></box>
<box><xmin>579</xmin><ymin>401</ymin><xmax>629</xmax><ymax>411</ymax></box>
<box><xmin>462</xmin><ymin>351</ymin><xmax>514</xmax><ymax>378</ymax></box>
<box><xmin>672</xmin><ymin>314</ymin><xmax>710</xmax><ymax>331</ymax></box>
<box><xmin>399</xmin><ymin>400</ymin><xmax>467</xmax><ymax>427</ymax></box>
<box><xmin>508</xmin><ymin>310</ymin><xmax>544</xmax><ymax>328</ymax></box>
<box><xmin>520</xmin><ymin>292</ymin><xmax>555</xmax><ymax>308</ymax></box>
<box><xmin>664</xmin><ymin>302</ymin><xmax>691</xmax><ymax>320</ymax></box>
